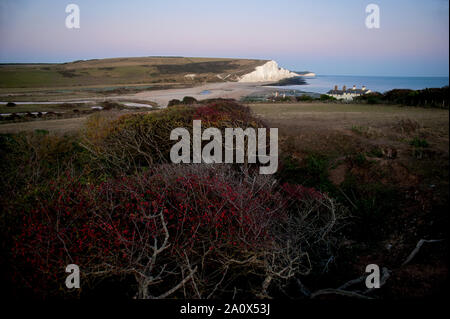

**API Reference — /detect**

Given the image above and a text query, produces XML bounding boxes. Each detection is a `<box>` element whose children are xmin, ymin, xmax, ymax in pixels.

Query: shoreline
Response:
<box><xmin>114</xmin><ymin>82</ymin><xmax>273</xmax><ymax>107</ymax></box>
<box><xmin>104</xmin><ymin>82</ymin><xmax>291</xmax><ymax>107</ymax></box>
<box><xmin>0</xmin><ymin>82</ymin><xmax>298</xmax><ymax>108</ymax></box>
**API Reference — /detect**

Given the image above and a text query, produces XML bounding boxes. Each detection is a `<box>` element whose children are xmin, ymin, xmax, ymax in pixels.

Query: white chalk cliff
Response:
<box><xmin>238</xmin><ymin>60</ymin><xmax>298</xmax><ymax>82</ymax></box>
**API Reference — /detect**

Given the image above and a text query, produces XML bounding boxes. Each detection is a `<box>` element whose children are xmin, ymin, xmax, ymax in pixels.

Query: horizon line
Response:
<box><xmin>0</xmin><ymin>55</ymin><xmax>448</xmax><ymax>78</ymax></box>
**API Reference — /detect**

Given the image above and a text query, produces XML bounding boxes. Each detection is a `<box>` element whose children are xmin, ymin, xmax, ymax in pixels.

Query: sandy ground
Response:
<box><xmin>115</xmin><ymin>82</ymin><xmax>273</xmax><ymax>107</ymax></box>
<box><xmin>0</xmin><ymin>82</ymin><xmax>279</xmax><ymax>107</ymax></box>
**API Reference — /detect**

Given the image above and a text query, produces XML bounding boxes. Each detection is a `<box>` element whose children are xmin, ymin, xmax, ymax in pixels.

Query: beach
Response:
<box><xmin>113</xmin><ymin>82</ymin><xmax>274</xmax><ymax>107</ymax></box>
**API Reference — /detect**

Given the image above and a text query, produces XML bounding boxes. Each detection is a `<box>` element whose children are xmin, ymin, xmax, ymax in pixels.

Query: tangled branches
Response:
<box><xmin>12</xmin><ymin>165</ymin><xmax>346</xmax><ymax>299</ymax></box>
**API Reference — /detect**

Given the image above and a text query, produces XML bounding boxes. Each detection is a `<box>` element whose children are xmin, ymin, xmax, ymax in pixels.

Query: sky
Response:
<box><xmin>0</xmin><ymin>0</ymin><xmax>448</xmax><ymax>76</ymax></box>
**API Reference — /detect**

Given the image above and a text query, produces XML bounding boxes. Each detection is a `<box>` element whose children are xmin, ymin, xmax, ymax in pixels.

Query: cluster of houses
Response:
<box><xmin>327</xmin><ymin>85</ymin><xmax>372</xmax><ymax>100</ymax></box>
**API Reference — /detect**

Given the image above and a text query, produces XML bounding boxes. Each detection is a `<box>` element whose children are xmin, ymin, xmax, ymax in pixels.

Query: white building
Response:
<box><xmin>327</xmin><ymin>85</ymin><xmax>371</xmax><ymax>100</ymax></box>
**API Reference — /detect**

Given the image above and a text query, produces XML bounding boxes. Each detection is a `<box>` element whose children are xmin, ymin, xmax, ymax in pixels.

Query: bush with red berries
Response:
<box><xmin>12</xmin><ymin>165</ymin><xmax>344</xmax><ymax>299</ymax></box>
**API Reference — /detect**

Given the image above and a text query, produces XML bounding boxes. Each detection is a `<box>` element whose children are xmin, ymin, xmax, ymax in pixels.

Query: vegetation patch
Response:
<box><xmin>410</xmin><ymin>137</ymin><xmax>429</xmax><ymax>148</ymax></box>
<box><xmin>356</xmin><ymin>86</ymin><xmax>449</xmax><ymax>109</ymax></box>
<box><xmin>0</xmin><ymin>99</ymin><xmax>448</xmax><ymax>299</ymax></box>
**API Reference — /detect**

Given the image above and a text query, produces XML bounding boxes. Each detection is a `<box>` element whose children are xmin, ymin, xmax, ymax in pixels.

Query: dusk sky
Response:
<box><xmin>0</xmin><ymin>0</ymin><xmax>448</xmax><ymax>76</ymax></box>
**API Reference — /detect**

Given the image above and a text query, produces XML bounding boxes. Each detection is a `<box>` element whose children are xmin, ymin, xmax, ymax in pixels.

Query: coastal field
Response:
<box><xmin>3</xmin><ymin>101</ymin><xmax>448</xmax><ymax>137</ymax></box>
<box><xmin>1</xmin><ymin>97</ymin><xmax>448</xmax><ymax>299</ymax></box>
<box><xmin>249</xmin><ymin>102</ymin><xmax>449</xmax><ymax>140</ymax></box>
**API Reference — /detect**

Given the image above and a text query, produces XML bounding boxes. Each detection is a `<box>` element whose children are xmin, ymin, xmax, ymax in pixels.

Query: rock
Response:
<box><xmin>238</xmin><ymin>60</ymin><xmax>298</xmax><ymax>83</ymax></box>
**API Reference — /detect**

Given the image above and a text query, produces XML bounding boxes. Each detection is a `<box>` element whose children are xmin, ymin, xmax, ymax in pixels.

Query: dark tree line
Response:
<box><xmin>356</xmin><ymin>86</ymin><xmax>449</xmax><ymax>108</ymax></box>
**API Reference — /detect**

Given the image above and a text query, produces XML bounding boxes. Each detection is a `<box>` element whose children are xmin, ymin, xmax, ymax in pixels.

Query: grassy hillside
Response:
<box><xmin>0</xmin><ymin>57</ymin><xmax>267</xmax><ymax>89</ymax></box>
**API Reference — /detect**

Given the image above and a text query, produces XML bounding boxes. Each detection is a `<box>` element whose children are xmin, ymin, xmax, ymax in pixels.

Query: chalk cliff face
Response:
<box><xmin>238</xmin><ymin>60</ymin><xmax>298</xmax><ymax>82</ymax></box>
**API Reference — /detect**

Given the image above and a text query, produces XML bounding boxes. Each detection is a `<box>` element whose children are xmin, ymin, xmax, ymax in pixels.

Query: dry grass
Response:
<box><xmin>248</xmin><ymin>102</ymin><xmax>449</xmax><ymax>298</ymax></box>
<box><xmin>248</xmin><ymin>102</ymin><xmax>449</xmax><ymax>156</ymax></box>
<box><xmin>0</xmin><ymin>117</ymin><xmax>89</xmax><ymax>134</ymax></box>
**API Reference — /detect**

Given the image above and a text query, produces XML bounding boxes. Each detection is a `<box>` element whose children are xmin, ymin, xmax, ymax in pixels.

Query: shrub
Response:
<box><xmin>319</xmin><ymin>94</ymin><xmax>336</xmax><ymax>101</ymax></box>
<box><xmin>59</xmin><ymin>103</ymin><xmax>79</xmax><ymax>109</ymax></box>
<box><xmin>339</xmin><ymin>175</ymin><xmax>397</xmax><ymax>240</ymax></box>
<box><xmin>100</xmin><ymin>101</ymin><xmax>123</xmax><ymax>110</ymax></box>
<box><xmin>363</xmin><ymin>87</ymin><xmax>449</xmax><ymax>109</ymax></box>
<box><xmin>34</xmin><ymin>129</ymin><xmax>49</xmax><ymax>135</ymax></box>
<box><xmin>367</xmin><ymin>96</ymin><xmax>380</xmax><ymax>104</ymax></box>
<box><xmin>350</xmin><ymin>153</ymin><xmax>368</xmax><ymax>167</ymax></box>
<box><xmin>182</xmin><ymin>96</ymin><xmax>197</xmax><ymax>105</ymax></box>
<box><xmin>81</xmin><ymin>100</ymin><xmax>266</xmax><ymax>174</ymax></box>
<box><xmin>367</xmin><ymin>147</ymin><xmax>383</xmax><ymax>158</ymax></box>
<box><xmin>82</xmin><ymin>105</ymin><xmax>195</xmax><ymax>172</ymax></box>
<box><xmin>0</xmin><ymin>132</ymin><xmax>91</xmax><ymax>297</ymax></box>
<box><xmin>355</xmin><ymin>92</ymin><xmax>383</xmax><ymax>104</ymax></box>
<box><xmin>277</xmin><ymin>155</ymin><xmax>334</xmax><ymax>193</ymax></box>
<box><xmin>167</xmin><ymin>99</ymin><xmax>181</xmax><ymax>107</ymax></box>
<box><xmin>2</xmin><ymin>100</ymin><xmax>347</xmax><ymax>300</ymax></box>
<box><xmin>296</xmin><ymin>95</ymin><xmax>314</xmax><ymax>102</ymax></box>
<box><xmin>410</xmin><ymin>137</ymin><xmax>429</xmax><ymax>148</ymax></box>
<box><xmin>394</xmin><ymin>119</ymin><xmax>421</xmax><ymax>134</ymax></box>
<box><xmin>0</xmin><ymin>132</ymin><xmax>87</xmax><ymax>193</ymax></box>
<box><xmin>12</xmin><ymin>165</ymin><xmax>344</xmax><ymax>299</ymax></box>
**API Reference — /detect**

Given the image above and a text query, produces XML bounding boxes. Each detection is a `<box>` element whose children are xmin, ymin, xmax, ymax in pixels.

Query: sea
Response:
<box><xmin>270</xmin><ymin>75</ymin><xmax>449</xmax><ymax>94</ymax></box>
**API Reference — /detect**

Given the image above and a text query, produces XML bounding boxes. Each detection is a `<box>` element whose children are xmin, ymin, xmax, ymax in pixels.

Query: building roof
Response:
<box><xmin>327</xmin><ymin>89</ymin><xmax>368</xmax><ymax>95</ymax></box>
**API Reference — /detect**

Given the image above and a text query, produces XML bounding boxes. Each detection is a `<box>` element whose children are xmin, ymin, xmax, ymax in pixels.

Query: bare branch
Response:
<box><xmin>401</xmin><ymin>239</ymin><xmax>444</xmax><ymax>266</ymax></box>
